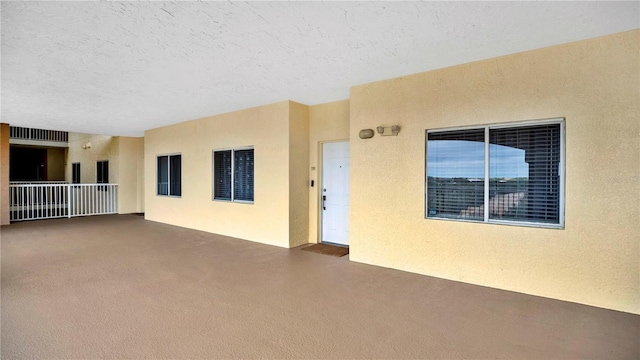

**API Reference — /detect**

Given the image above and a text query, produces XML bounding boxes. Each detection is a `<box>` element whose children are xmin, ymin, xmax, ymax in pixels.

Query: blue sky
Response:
<box><xmin>427</xmin><ymin>140</ymin><xmax>529</xmax><ymax>178</ymax></box>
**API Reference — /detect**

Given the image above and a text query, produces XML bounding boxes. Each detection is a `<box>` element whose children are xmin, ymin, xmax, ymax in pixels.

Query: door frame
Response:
<box><xmin>318</xmin><ymin>139</ymin><xmax>349</xmax><ymax>246</ymax></box>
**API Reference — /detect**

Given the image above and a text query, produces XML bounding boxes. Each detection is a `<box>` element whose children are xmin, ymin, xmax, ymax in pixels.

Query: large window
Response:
<box><xmin>426</xmin><ymin>119</ymin><xmax>564</xmax><ymax>228</ymax></box>
<box><xmin>157</xmin><ymin>154</ymin><xmax>181</xmax><ymax>197</ymax></box>
<box><xmin>72</xmin><ymin>163</ymin><xmax>80</xmax><ymax>184</ymax></box>
<box><xmin>213</xmin><ymin>148</ymin><xmax>254</xmax><ymax>202</ymax></box>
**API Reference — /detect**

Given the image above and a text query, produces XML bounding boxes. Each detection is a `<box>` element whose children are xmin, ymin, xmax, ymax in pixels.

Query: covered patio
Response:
<box><xmin>2</xmin><ymin>215</ymin><xmax>638</xmax><ymax>358</ymax></box>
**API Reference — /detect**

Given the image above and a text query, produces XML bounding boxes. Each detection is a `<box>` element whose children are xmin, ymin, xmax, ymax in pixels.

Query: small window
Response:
<box><xmin>72</xmin><ymin>163</ymin><xmax>80</xmax><ymax>184</ymax></box>
<box><xmin>97</xmin><ymin>161</ymin><xmax>108</xmax><ymax>183</ymax></box>
<box><xmin>426</xmin><ymin>119</ymin><xmax>564</xmax><ymax>228</ymax></box>
<box><xmin>213</xmin><ymin>148</ymin><xmax>254</xmax><ymax>202</ymax></box>
<box><xmin>157</xmin><ymin>154</ymin><xmax>181</xmax><ymax>197</ymax></box>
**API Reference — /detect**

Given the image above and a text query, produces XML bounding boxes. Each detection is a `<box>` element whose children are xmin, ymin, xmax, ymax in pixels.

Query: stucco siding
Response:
<box><xmin>144</xmin><ymin>101</ymin><xmax>293</xmax><ymax>248</ymax></box>
<box><xmin>348</xmin><ymin>30</ymin><xmax>640</xmax><ymax>314</ymax></box>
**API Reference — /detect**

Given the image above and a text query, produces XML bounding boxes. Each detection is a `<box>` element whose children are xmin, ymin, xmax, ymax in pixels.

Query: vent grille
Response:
<box><xmin>10</xmin><ymin>126</ymin><xmax>68</xmax><ymax>142</ymax></box>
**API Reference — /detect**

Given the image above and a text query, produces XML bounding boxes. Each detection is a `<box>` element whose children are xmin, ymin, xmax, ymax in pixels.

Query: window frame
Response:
<box><xmin>425</xmin><ymin>118</ymin><xmax>565</xmax><ymax>229</ymax></box>
<box><xmin>212</xmin><ymin>146</ymin><xmax>254</xmax><ymax>204</ymax></box>
<box><xmin>156</xmin><ymin>153</ymin><xmax>182</xmax><ymax>198</ymax></box>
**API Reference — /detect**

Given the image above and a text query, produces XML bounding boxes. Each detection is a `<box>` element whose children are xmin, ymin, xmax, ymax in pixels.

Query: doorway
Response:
<box><xmin>9</xmin><ymin>146</ymin><xmax>47</xmax><ymax>181</ymax></box>
<box><xmin>321</xmin><ymin>141</ymin><xmax>350</xmax><ymax>246</ymax></box>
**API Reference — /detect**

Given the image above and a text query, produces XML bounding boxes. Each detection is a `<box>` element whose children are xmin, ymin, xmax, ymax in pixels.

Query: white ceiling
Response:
<box><xmin>2</xmin><ymin>1</ymin><xmax>638</xmax><ymax>137</ymax></box>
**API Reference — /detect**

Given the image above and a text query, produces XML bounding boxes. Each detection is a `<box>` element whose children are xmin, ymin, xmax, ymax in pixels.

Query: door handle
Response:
<box><xmin>322</xmin><ymin>195</ymin><xmax>326</xmax><ymax>210</ymax></box>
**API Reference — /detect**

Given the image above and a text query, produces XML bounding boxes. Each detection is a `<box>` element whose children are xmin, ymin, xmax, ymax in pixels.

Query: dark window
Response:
<box><xmin>426</xmin><ymin>120</ymin><xmax>563</xmax><ymax>227</ymax></box>
<box><xmin>213</xmin><ymin>150</ymin><xmax>232</xmax><ymax>200</ymax></box>
<box><xmin>233</xmin><ymin>149</ymin><xmax>254</xmax><ymax>202</ymax></box>
<box><xmin>72</xmin><ymin>163</ymin><xmax>80</xmax><ymax>184</ymax></box>
<box><xmin>169</xmin><ymin>155</ymin><xmax>181</xmax><ymax>197</ymax></box>
<box><xmin>97</xmin><ymin>161</ymin><xmax>108</xmax><ymax>183</ymax></box>
<box><xmin>157</xmin><ymin>154</ymin><xmax>181</xmax><ymax>197</ymax></box>
<box><xmin>213</xmin><ymin>148</ymin><xmax>254</xmax><ymax>202</ymax></box>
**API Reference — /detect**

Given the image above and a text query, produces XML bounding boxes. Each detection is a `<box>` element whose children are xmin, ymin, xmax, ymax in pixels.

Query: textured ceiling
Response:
<box><xmin>2</xmin><ymin>1</ymin><xmax>638</xmax><ymax>136</ymax></box>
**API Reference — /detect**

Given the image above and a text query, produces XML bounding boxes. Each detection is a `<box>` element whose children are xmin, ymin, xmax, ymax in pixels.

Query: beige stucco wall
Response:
<box><xmin>67</xmin><ymin>133</ymin><xmax>144</xmax><ymax>214</ymax></box>
<box><xmin>145</xmin><ymin>101</ymin><xmax>304</xmax><ymax>248</ymax></box>
<box><xmin>46</xmin><ymin>148</ymin><xmax>66</xmax><ymax>181</ymax></box>
<box><xmin>137</xmin><ymin>140</ymin><xmax>145</xmax><ymax>213</ymax></box>
<box><xmin>67</xmin><ymin>133</ymin><xmax>120</xmax><ymax>184</ymax></box>
<box><xmin>118</xmin><ymin>137</ymin><xmax>144</xmax><ymax>214</ymax></box>
<box><xmin>0</xmin><ymin>123</ymin><xmax>9</xmax><ymax>225</ymax></box>
<box><xmin>289</xmin><ymin>101</ymin><xmax>310</xmax><ymax>247</ymax></box>
<box><xmin>308</xmin><ymin>100</ymin><xmax>350</xmax><ymax>243</ymax></box>
<box><xmin>348</xmin><ymin>30</ymin><xmax>640</xmax><ymax>314</ymax></box>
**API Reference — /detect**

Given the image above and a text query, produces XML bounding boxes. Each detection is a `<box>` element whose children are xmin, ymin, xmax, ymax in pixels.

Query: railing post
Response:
<box><xmin>67</xmin><ymin>184</ymin><xmax>72</xmax><ymax>218</ymax></box>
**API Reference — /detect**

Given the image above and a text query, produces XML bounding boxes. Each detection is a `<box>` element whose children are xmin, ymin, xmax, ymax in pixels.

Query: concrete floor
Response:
<box><xmin>1</xmin><ymin>215</ymin><xmax>638</xmax><ymax>359</ymax></box>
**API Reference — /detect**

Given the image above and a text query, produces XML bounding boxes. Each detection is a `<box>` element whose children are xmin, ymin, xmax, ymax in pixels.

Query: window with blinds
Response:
<box><xmin>213</xmin><ymin>150</ymin><xmax>232</xmax><ymax>200</ymax></box>
<box><xmin>213</xmin><ymin>148</ymin><xmax>254</xmax><ymax>203</ymax></box>
<box><xmin>427</xmin><ymin>129</ymin><xmax>485</xmax><ymax>220</ymax></box>
<box><xmin>157</xmin><ymin>154</ymin><xmax>181</xmax><ymax>197</ymax></box>
<box><xmin>426</xmin><ymin>119</ymin><xmax>564</xmax><ymax>228</ymax></box>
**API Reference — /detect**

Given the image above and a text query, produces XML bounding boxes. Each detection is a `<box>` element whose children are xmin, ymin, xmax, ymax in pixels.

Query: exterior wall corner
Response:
<box><xmin>0</xmin><ymin>123</ymin><xmax>10</xmax><ymax>225</ymax></box>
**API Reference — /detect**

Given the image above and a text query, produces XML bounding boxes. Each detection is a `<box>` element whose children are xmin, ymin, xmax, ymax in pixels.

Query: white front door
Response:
<box><xmin>321</xmin><ymin>141</ymin><xmax>350</xmax><ymax>246</ymax></box>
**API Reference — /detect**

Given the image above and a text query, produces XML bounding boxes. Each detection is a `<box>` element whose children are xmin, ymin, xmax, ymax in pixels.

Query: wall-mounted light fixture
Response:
<box><xmin>359</xmin><ymin>129</ymin><xmax>375</xmax><ymax>139</ymax></box>
<box><xmin>81</xmin><ymin>142</ymin><xmax>92</xmax><ymax>149</ymax></box>
<box><xmin>377</xmin><ymin>125</ymin><xmax>401</xmax><ymax>136</ymax></box>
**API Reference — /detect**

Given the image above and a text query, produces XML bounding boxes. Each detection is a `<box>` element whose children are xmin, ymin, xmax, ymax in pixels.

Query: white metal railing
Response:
<box><xmin>69</xmin><ymin>184</ymin><xmax>118</xmax><ymax>217</ymax></box>
<box><xmin>9</xmin><ymin>183</ymin><xmax>118</xmax><ymax>222</ymax></box>
<box><xmin>9</xmin><ymin>184</ymin><xmax>68</xmax><ymax>221</ymax></box>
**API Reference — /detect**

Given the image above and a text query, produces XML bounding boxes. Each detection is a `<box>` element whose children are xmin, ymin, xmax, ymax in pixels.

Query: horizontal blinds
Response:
<box><xmin>489</xmin><ymin>124</ymin><xmax>560</xmax><ymax>223</ymax></box>
<box><xmin>157</xmin><ymin>156</ymin><xmax>169</xmax><ymax>195</ymax></box>
<box><xmin>214</xmin><ymin>150</ymin><xmax>232</xmax><ymax>200</ymax></box>
<box><xmin>427</xmin><ymin>129</ymin><xmax>485</xmax><ymax>220</ymax></box>
<box><xmin>426</xmin><ymin>122</ymin><xmax>562</xmax><ymax>226</ymax></box>
<box><xmin>233</xmin><ymin>149</ymin><xmax>254</xmax><ymax>202</ymax></box>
